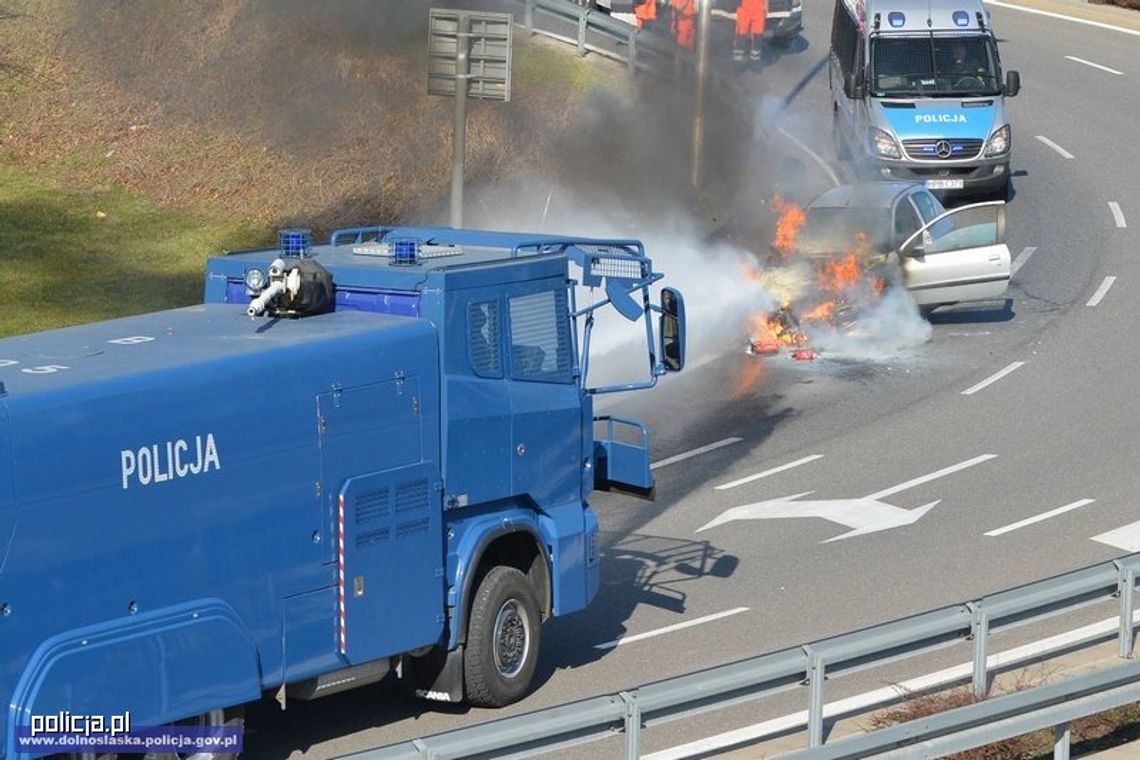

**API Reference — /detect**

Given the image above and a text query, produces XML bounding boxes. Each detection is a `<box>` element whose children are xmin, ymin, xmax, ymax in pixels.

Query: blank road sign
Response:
<box><xmin>428</xmin><ymin>8</ymin><xmax>513</xmax><ymax>102</ymax></box>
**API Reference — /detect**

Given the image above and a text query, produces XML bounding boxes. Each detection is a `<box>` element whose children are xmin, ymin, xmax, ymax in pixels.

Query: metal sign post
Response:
<box><xmin>429</xmin><ymin>8</ymin><xmax>513</xmax><ymax>228</ymax></box>
<box><xmin>691</xmin><ymin>0</ymin><xmax>711</xmax><ymax>189</ymax></box>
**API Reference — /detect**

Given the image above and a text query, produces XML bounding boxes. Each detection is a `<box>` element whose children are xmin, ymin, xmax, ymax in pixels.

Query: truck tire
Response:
<box><xmin>464</xmin><ymin>566</ymin><xmax>540</xmax><ymax>708</ymax></box>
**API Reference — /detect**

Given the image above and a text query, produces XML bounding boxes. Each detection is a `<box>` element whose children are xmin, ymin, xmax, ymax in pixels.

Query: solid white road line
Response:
<box><xmin>645</xmin><ymin>611</ymin><xmax>1140</xmax><ymax>760</ymax></box>
<box><xmin>863</xmin><ymin>454</ymin><xmax>997</xmax><ymax>500</ymax></box>
<box><xmin>986</xmin><ymin>0</ymin><xmax>1140</xmax><ymax>38</ymax></box>
<box><xmin>593</xmin><ymin>607</ymin><xmax>749</xmax><ymax>650</ymax></box>
<box><xmin>1011</xmin><ymin>246</ymin><xmax>1038</xmax><ymax>276</ymax></box>
<box><xmin>984</xmin><ymin>499</ymin><xmax>1096</xmax><ymax>537</ymax></box>
<box><xmin>1065</xmin><ymin>55</ymin><xmax>1125</xmax><ymax>76</ymax></box>
<box><xmin>1035</xmin><ymin>135</ymin><xmax>1075</xmax><ymax>159</ymax></box>
<box><xmin>715</xmin><ymin>454</ymin><xmax>824</xmax><ymax>491</ymax></box>
<box><xmin>1109</xmin><ymin>201</ymin><xmax>1128</xmax><ymax>228</ymax></box>
<box><xmin>1087</xmin><ymin>276</ymin><xmax>1117</xmax><ymax>307</ymax></box>
<box><xmin>651</xmin><ymin>437</ymin><xmax>743</xmax><ymax>470</ymax></box>
<box><xmin>961</xmin><ymin>362</ymin><xmax>1026</xmax><ymax>396</ymax></box>
<box><xmin>1092</xmin><ymin>521</ymin><xmax>1140</xmax><ymax>552</ymax></box>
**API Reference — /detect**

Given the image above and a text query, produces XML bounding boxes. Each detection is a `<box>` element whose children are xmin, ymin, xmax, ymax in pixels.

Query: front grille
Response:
<box><xmin>908</xmin><ymin>166</ymin><xmax>977</xmax><ymax>177</ymax></box>
<box><xmin>903</xmin><ymin>138</ymin><xmax>984</xmax><ymax>161</ymax></box>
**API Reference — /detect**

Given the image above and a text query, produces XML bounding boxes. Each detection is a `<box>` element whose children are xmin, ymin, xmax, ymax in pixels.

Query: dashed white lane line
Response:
<box><xmin>1109</xmin><ymin>201</ymin><xmax>1127</xmax><ymax>228</ymax></box>
<box><xmin>961</xmin><ymin>362</ymin><xmax>1026</xmax><ymax>396</ymax></box>
<box><xmin>1065</xmin><ymin>55</ymin><xmax>1124</xmax><ymax>76</ymax></box>
<box><xmin>863</xmin><ymin>454</ymin><xmax>997</xmax><ymax>500</ymax></box>
<box><xmin>644</xmin><ymin>611</ymin><xmax>1140</xmax><ymax>760</ymax></box>
<box><xmin>1011</xmin><ymin>246</ymin><xmax>1037</xmax><ymax>276</ymax></box>
<box><xmin>1087</xmin><ymin>276</ymin><xmax>1117</xmax><ymax>307</ymax></box>
<box><xmin>1092</xmin><ymin>520</ymin><xmax>1140</xmax><ymax>552</ymax></box>
<box><xmin>715</xmin><ymin>454</ymin><xmax>824</xmax><ymax>491</ymax></box>
<box><xmin>593</xmin><ymin>607</ymin><xmax>750</xmax><ymax>650</ymax></box>
<box><xmin>984</xmin><ymin>499</ymin><xmax>1096</xmax><ymax>537</ymax></box>
<box><xmin>1035</xmin><ymin>135</ymin><xmax>1075</xmax><ymax>159</ymax></box>
<box><xmin>986</xmin><ymin>0</ymin><xmax>1140</xmax><ymax>38</ymax></box>
<box><xmin>651</xmin><ymin>437</ymin><xmax>743</xmax><ymax>470</ymax></box>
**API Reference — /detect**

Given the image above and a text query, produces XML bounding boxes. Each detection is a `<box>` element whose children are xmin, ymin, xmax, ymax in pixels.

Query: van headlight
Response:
<box><xmin>985</xmin><ymin>124</ymin><xmax>1010</xmax><ymax>157</ymax></box>
<box><xmin>871</xmin><ymin>128</ymin><xmax>902</xmax><ymax>159</ymax></box>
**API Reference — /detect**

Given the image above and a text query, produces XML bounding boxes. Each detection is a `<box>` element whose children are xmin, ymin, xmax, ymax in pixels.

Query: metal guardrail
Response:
<box><xmin>520</xmin><ymin>0</ymin><xmax>677</xmax><ymax>77</ymax></box>
<box><xmin>339</xmin><ymin>552</ymin><xmax>1140</xmax><ymax>759</ymax></box>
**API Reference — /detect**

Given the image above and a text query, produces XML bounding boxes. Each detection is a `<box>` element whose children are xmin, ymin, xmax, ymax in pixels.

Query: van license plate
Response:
<box><xmin>926</xmin><ymin>179</ymin><xmax>965</xmax><ymax>190</ymax></box>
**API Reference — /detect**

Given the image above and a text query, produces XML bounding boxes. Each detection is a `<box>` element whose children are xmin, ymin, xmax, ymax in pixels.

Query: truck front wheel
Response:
<box><xmin>465</xmin><ymin>566</ymin><xmax>540</xmax><ymax>707</ymax></box>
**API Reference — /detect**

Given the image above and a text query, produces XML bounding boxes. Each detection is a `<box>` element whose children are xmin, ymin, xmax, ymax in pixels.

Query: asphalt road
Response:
<box><xmin>244</xmin><ymin>2</ymin><xmax>1140</xmax><ymax>757</ymax></box>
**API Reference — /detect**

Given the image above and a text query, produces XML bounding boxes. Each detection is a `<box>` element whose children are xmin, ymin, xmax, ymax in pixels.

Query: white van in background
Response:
<box><xmin>830</xmin><ymin>0</ymin><xmax>1021</xmax><ymax>199</ymax></box>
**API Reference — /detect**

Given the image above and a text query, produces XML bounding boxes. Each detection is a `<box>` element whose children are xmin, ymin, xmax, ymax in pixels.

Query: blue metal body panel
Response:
<box><xmin>6</xmin><ymin>600</ymin><xmax>260</xmax><ymax>760</ymax></box>
<box><xmin>0</xmin><ymin>306</ymin><xmax>440</xmax><ymax>752</ymax></box>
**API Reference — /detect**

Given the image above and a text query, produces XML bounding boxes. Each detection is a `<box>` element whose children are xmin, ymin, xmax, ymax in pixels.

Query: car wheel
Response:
<box><xmin>465</xmin><ymin>566</ymin><xmax>541</xmax><ymax>708</ymax></box>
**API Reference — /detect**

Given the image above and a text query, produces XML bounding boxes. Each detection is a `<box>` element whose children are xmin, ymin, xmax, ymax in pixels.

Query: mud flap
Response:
<box><xmin>593</xmin><ymin>416</ymin><xmax>655</xmax><ymax>498</ymax></box>
<box><xmin>410</xmin><ymin>644</ymin><xmax>465</xmax><ymax>703</ymax></box>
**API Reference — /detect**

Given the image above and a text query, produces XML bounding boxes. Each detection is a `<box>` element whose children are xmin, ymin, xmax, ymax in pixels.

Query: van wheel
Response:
<box><xmin>141</xmin><ymin>708</ymin><xmax>244</xmax><ymax>760</ymax></box>
<box><xmin>832</xmin><ymin>110</ymin><xmax>850</xmax><ymax>160</ymax></box>
<box><xmin>465</xmin><ymin>566</ymin><xmax>540</xmax><ymax>708</ymax></box>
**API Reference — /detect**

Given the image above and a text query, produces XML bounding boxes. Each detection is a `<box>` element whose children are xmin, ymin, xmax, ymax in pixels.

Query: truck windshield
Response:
<box><xmin>870</xmin><ymin>35</ymin><xmax>1001</xmax><ymax>97</ymax></box>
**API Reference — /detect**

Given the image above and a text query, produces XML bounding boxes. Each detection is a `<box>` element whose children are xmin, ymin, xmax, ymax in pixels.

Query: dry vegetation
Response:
<box><xmin>0</xmin><ymin>0</ymin><xmax>681</xmax><ymax>234</ymax></box>
<box><xmin>868</xmin><ymin>669</ymin><xmax>1140</xmax><ymax>759</ymax></box>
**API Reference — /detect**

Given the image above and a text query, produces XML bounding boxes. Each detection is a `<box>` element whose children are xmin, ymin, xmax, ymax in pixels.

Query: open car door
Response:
<box><xmin>898</xmin><ymin>201</ymin><xmax>1011</xmax><ymax>306</ymax></box>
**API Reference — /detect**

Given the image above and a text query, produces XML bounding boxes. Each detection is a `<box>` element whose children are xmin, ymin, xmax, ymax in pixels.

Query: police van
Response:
<box><xmin>830</xmin><ymin>0</ymin><xmax>1020</xmax><ymax>199</ymax></box>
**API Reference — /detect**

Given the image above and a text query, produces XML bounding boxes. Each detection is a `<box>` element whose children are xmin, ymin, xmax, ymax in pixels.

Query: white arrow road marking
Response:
<box><xmin>1092</xmin><ymin>520</ymin><xmax>1140</xmax><ymax>552</ymax></box>
<box><xmin>698</xmin><ymin>455</ymin><xmax>996</xmax><ymax>541</ymax></box>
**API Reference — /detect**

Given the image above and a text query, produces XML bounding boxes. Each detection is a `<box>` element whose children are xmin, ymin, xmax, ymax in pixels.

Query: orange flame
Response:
<box><xmin>817</xmin><ymin>253</ymin><xmax>863</xmax><ymax>294</ymax></box>
<box><xmin>750</xmin><ymin>309</ymin><xmax>804</xmax><ymax>348</ymax></box>
<box><xmin>799</xmin><ymin>301</ymin><xmax>837</xmax><ymax>323</ymax></box>
<box><xmin>771</xmin><ymin>195</ymin><xmax>806</xmax><ymax>258</ymax></box>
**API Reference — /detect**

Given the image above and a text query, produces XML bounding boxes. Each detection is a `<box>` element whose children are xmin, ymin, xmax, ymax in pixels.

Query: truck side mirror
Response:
<box><xmin>1004</xmin><ymin>70</ymin><xmax>1020</xmax><ymax>97</ymax></box>
<box><xmin>660</xmin><ymin>287</ymin><xmax>685</xmax><ymax>372</ymax></box>
<box><xmin>843</xmin><ymin>71</ymin><xmax>864</xmax><ymax>100</ymax></box>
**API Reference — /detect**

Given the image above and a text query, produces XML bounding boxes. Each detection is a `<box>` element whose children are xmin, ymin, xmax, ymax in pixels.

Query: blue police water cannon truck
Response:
<box><xmin>0</xmin><ymin>225</ymin><xmax>686</xmax><ymax>758</ymax></box>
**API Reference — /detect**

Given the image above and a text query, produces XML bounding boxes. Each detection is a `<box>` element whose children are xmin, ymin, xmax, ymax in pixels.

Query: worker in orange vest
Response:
<box><xmin>669</xmin><ymin>0</ymin><xmax>697</xmax><ymax>51</ymax></box>
<box><xmin>634</xmin><ymin>0</ymin><xmax>659</xmax><ymax>31</ymax></box>
<box><xmin>734</xmin><ymin>0</ymin><xmax>767</xmax><ymax>64</ymax></box>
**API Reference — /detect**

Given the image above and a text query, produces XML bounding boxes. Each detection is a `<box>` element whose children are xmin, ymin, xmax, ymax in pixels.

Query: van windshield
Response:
<box><xmin>870</xmin><ymin>35</ymin><xmax>1002</xmax><ymax>97</ymax></box>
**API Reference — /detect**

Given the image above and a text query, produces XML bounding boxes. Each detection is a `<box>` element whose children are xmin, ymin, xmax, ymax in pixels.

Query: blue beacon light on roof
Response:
<box><xmin>887</xmin><ymin>11</ymin><xmax>905</xmax><ymax>27</ymax></box>
<box><xmin>952</xmin><ymin>10</ymin><xmax>970</xmax><ymax>25</ymax></box>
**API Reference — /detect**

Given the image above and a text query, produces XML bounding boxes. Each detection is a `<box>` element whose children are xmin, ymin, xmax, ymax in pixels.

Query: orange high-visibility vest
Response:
<box><xmin>635</xmin><ymin>0</ymin><xmax>658</xmax><ymax>27</ymax></box>
<box><xmin>736</xmin><ymin>0</ymin><xmax>767</xmax><ymax>36</ymax></box>
<box><xmin>670</xmin><ymin>0</ymin><xmax>696</xmax><ymax>49</ymax></box>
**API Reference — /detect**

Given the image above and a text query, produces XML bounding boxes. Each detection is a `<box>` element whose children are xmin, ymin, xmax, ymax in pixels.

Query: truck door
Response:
<box><xmin>318</xmin><ymin>381</ymin><xmax>444</xmax><ymax>664</ymax></box>
<box><xmin>505</xmin><ymin>287</ymin><xmax>582</xmax><ymax>506</ymax></box>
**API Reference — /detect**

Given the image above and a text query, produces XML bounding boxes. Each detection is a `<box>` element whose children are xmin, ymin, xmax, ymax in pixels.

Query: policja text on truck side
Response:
<box><xmin>0</xmin><ymin>225</ymin><xmax>686</xmax><ymax>759</ymax></box>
